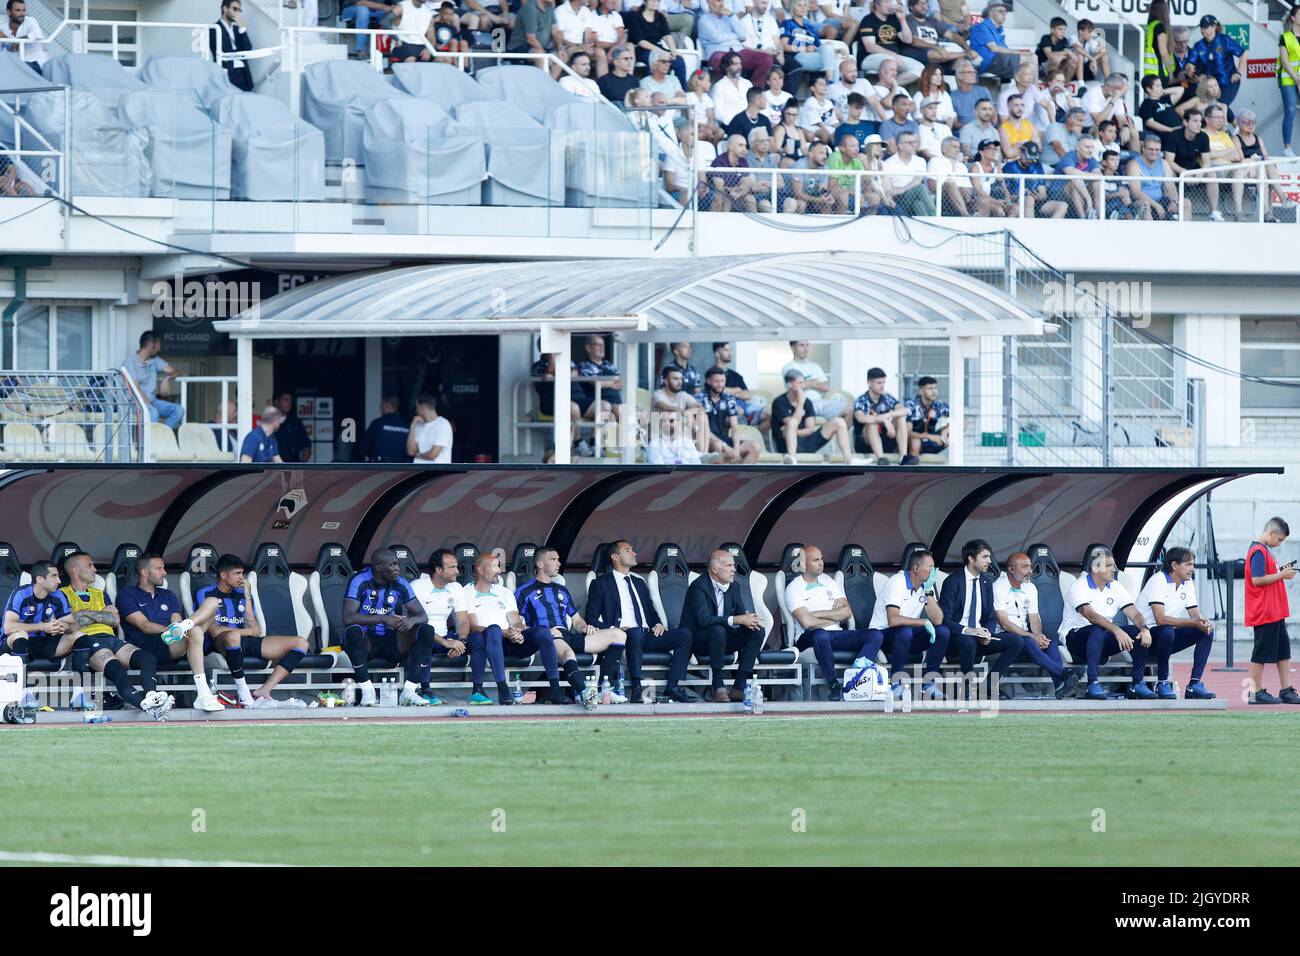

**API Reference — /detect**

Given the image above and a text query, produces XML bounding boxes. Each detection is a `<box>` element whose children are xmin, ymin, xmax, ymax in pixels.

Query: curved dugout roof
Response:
<box><xmin>0</xmin><ymin>464</ymin><xmax>1270</xmax><ymax>575</ymax></box>
<box><xmin>211</xmin><ymin>253</ymin><xmax>1047</xmax><ymax>340</ymax></box>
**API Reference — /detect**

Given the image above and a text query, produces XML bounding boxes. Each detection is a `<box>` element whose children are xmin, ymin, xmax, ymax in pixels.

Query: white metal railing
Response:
<box><xmin>689</xmin><ymin>155</ymin><xmax>1300</xmax><ymax>223</ymax></box>
<box><xmin>0</xmin><ymin>370</ymin><xmax>145</xmax><ymax>463</ymax></box>
<box><xmin>178</xmin><ymin>375</ymin><xmax>239</xmax><ymax>454</ymax></box>
<box><xmin>0</xmin><ymin>87</ymin><xmax>67</xmax><ymax>198</ymax></box>
<box><xmin>7</xmin><ymin>18</ymin><xmax>282</xmax><ymax>66</ymax></box>
<box><xmin>512</xmin><ymin>374</ymin><xmax>616</xmax><ymax>457</ymax></box>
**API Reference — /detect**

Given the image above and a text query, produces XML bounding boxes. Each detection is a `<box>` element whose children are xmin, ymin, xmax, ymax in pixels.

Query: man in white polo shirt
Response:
<box><xmin>455</xmin><ymin>553</ymin><xmax>521</xmax><ymax>705</ymax></box>
<box><xmin>410</xmin><ymin>548</ymin><xmax>468</xmax><ymax>704</ymax></box>
<box><xmin>994</xmin><ymin>550</ymin><xmax>1083</xmax><ymax>699</ymax></box>
<box><xmin>781</xmin><ymin>340</ymin><xmax>848</xmax><ymax>422</ymax></box>
<box><xmin>1058</xmin><ymin>546</ymin><xmax>1152</xmax><ymax>701</ymax></box>
<box><xmin>1135</xmin><ymin>546</ymin><xmax>1216</xmax><ymax>700</ymax></box>
<box><xmin>407</xmin><ymin>392</ymin><xmax>453</xmax><ymax>464</ymax></box>
<box><xmin>784</xmin><ymin>544</ymin><xmax>882</xmax><ymax>700</ymax></box>
<box><xmin>866</xmin><ymin>547</ymin><xmax>949</xmax><ymax>700</ymax></box>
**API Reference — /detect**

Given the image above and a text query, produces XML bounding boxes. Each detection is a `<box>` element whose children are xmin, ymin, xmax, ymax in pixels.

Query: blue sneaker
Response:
<box><xmin>468</xmin><ymin>691</ymin><xmax>493</xmax><ymax>706</ymax></box>
<box><xmin>920</xmin><ymin>680</ymin><xmax>943</xmax><ymax>701</ymax></box>
<box><xmin>1154</xmin><ymin>680</ymin><xmax>1176</xmax><ymax>700</ymax></box>
<box><xmin>1084</xmin><ymin>680</ymin><xmax>1107</xmax><ymax>700</ymax></box>
<box><xmin>418</xmin><ymin>690</ymin><xmax>443</xmax><ymax>706</ymax></box>
<box><xmin>1184</xmin><ymin>680</ymin><xmax>1216</xmax><ymax>700</ymax></box>
<box><xmin>1126</xmin><ymin>681</ymin><xmax>1157</xmax><ymax>700</ymax></box>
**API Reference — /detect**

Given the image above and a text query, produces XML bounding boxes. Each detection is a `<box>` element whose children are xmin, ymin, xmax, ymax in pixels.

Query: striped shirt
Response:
<box><xmin>514</xmin><ymin>578</ymin><xmax>577</xmax><ymax>631</ymax></box>
<box><xmin>345</xmin><ymin>570</ymin><xmax>416</xmax><ymax>638</ymax></box>
<box><xmin>194</xmin><ymin>584</ymin><xmax>248</xmax><ymax>631</ymax></box>
<box><xmin>3</xmin><ymin>584</ymin><xmax>69</xmax><ymax>634</ymax></box>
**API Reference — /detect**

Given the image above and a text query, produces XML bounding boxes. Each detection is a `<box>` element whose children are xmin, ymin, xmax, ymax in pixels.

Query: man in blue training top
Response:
<box><xmin>340</xmin><ymin>548</ymin><xmax>437</xmax><ymax>707</ymax></box>
<box><xmin>514</xmin><ymin>546</ymin><xmax>614</xmax><ymax>709</ymax></box>
<box><xmin>239</xmin><ymin>405</ymin><xmax>284</xmax><ymax>463</ymax></box>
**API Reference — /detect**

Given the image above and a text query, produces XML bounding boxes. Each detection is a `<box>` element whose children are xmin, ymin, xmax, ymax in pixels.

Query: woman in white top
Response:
<box><xmin>687</xmin><ymin>69</ymin><xmax>724</xmax><ymax>144</ymax></box>
<box><xmin>859</xmin><ymin>133</ymin><xmax>888</xmax><ymax>212</ymax></box>
<box><xmin>590</xmin><ymin>0</ymin><xmax>626</xmax><ymax>74</ymax></box>
<box><xmin>1058</xmin><ymin>546</ymin><xmax>1153</xmax><ymax>700</ymax></box>
<box><xmin>761</xmin><ymin>66</ymin><xmax>793</xmax><ymax>127</ymax></box>
<box><xmin>967</xmin><ymin>138</ymin><xmax>1012</xmax><ymax>217</ymax></box>
<box><xmin>927</xmin><ymin>135</ymin><xmax>972</xmax><ymax>215</ymax></box>
<box><xmin>911</xmin><ymin>65</ymin><xmax>955</xmax><ymax>127</ymax></box>
<box><xmin>797</xmin><ymin>74</ymin><xmax>840</xmax><ymax>144</ymax></box>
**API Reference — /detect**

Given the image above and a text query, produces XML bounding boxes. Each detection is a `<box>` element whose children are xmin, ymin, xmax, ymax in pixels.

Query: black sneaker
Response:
<box><xmin>1280</xmin><ymin>686</ymin><xmax>1300</xmax><ymax>705</ymax></box>
<box><xmin>546</xmin><ymin>688</ymin><xmax>575</xmax><ymax>705</ymax></box>
<box><xmin>899</xmin><ymin>454</ymin><xmax>920</xmax><ymax>465</ymax></box>
<box><xmin>1053</xmin><ymin>666</ymin><xmax>1084</xmax><ymax>700</ymax></box>
<box><xmin>827</xmin><ymin>680</ymin><xmax>844</xmax><ymax>702</ymax></box>
<box><xmin>1250</xmin><ymin>689</ymin><xmax>1281</xmax><ymax>705</ymax></box>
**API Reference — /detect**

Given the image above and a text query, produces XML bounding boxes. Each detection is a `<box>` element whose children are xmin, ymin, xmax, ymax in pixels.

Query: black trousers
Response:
<box><xmin>624</xmin><ymin>625</ymin><xmax>693</xmax><ymax>691</ymax></box>
<box><xmin>947</xmin><ymin>629</ymin><xmax>1026</xmax><ymax>678</ymax></box>
<box><xmin>692</xmin><ymin>623</ymin><xmax>765</xmax><ymax>690</ymax></box>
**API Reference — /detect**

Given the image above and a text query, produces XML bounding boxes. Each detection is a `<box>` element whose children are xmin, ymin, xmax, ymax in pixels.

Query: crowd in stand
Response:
<box><xmin>532</xmin><ymin>336</ymin><xmax>949</xmax><ymax>464</ymax></box>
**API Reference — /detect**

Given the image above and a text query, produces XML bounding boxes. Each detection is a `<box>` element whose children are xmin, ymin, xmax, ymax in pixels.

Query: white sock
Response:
<box><xmin>193</xmin><ymin>674</ymin><xmax>209</xmax><ymax>696</ymax></box>
<box><xmin>359</xmin><ymin>679</ymin><xmax>375</xmax><ymax>697</ymax></box>
<box><xmin>235</xmin><ymin>677</ymin><xmax>253</xmax><ymax>703</ymax></box>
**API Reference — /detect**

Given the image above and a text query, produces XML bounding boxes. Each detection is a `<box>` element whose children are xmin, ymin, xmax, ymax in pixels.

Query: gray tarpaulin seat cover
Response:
<box><xmin>449</xmin><ymin>99</ymin><xmax>563</xmax><ymax>206</ymax></box>
<box><xmin>362</xmin><ymin>97</ymin><xmax>484</xmax><ymax>204</ymax></box>
<box><xmin>302</xmin><ymin>60</ymin><xmax>406</xmax><ymax>163</ymax></box>
<box><xmin>472</xmin><ymin>64</ymin><xmax>580</xmax><ymax>123</ymax></box>
<box><xmin>117</xmin><ymin>90</ymin><xmax>232</xmax><ymax>198</ymax></box>
<box><xmin>547</xmin><ymin>100</ymin><xmax>650</xmax><ymax>207</ymax></box>
<box><xmin>390</xmin><ymin>61</ymin><xmax>494</xmax><ymax>106</ymax></box>
<box><xmin>214</xmin><ymin>92</ymin><xmax>326</xmax><ymax>201</ymax></box>
<box><xmin>138</xmin><ymin>55</ymin><xmax>236</xmax><ymax>114</ymax></box>
<box><xmin>44</xmin><ymin>53</ymin><xmax>148</xmax><ymax>108</ymax></box>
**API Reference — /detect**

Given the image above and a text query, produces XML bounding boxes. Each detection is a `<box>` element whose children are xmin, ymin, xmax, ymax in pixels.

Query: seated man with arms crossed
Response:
<box><xmin>514</xmin><ymin>546</ymin><xmax>612</xmax><ymax>709</ymax></box>
<box><xmin>165</xmin><ymin>553</ymin><xmax>311</xmax><ymax>709</ymax></box>
<box><xmin>59</xmin><ymin>552</ymin><xmax>174</xmax><ymax>720</ymax></box>
<box><xmin>993</xmin><ymin>551</ymin><xmax>1082</xmax><ymax>699</ymax></box>
<box><xmin>784</xmin><ymin>545</ymin><xmax>882</xmax><ymax>700</ymax></box>
<box><xmin>866</xmin><ymin>547</ymin><xmax>950</xmax><ymax>700</ymax></box>
<box><xmin>1135</xmin><ymin>546</ymin><xmax>1216</xmax><ymax>700</ymax></box>
<box><xmin>1058</xmin><ymin>546</ymin><xmax>1153</xmax><ymax>701</ymax></box>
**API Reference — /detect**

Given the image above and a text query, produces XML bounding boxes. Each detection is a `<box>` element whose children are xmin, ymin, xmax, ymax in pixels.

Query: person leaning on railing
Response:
<box><xmin>1126</xmin><ymin>132</ymin><xmax>1184</xmax><ymax>221</ymax></box>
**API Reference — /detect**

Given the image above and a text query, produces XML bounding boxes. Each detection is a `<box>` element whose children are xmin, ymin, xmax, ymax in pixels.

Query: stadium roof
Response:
<box><xmin>0</xmin><ymin>464</ymin><xmax>1270</xmax><ymax>573</ymax></box>
<box><xmin>212</xmin><ymin>253</ymin><xmax>1048</xmax><ymax>341</ymax></box>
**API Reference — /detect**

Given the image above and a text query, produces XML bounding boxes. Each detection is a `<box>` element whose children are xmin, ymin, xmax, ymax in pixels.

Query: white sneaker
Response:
<box><xmin>358</xmin><ymin>688</ymin><xmax>379</xmax><ymax>707</ymax></box>
<box><xmin>781</xmin><ymin>453</ymin><xmax>797</xmax><ymax>465</ymax></box>
<box><xmin>1209</xmin><ymin>209</ymin><xmax>1224</xmax><ymax>222</ymax></box>
<box><xmin>1284</xmin><ymin>147</ymin><xmax>1296</xmax><ymax>158</ymax></box>
<box><xmin>398</xmin><ymin>686</ymin><xmax>430</xmax><ymax>706</ymax></box>
<box><xmin>161</xmin><ymin>619</ymin><xmax>194</xmax><ymax>645</ymax></box>
<box><xmin>606</xmin><ymin>689</ymin><xmax>629</xmax><ymax>704</ymax></box>
<box><xmin>146</xmin><ymin>693</ymin><xmax>175</xmax><ymax>721</ymax></box>
<box><xmin>140</xmin><ymin>690</ymin><xmax>164</xmax><ymax>710</ymax></box>
<box><xmin>278</xmin><ymin>696</ymin><xmax>308</xmax><ymax>708</ymax></box>
<box><xmin>194</xmin><ymin>692</ymin><xmax>225</xmax><ymax>712</ymax></box>
<box><xmin>248</xmin><ymin>696</ymin><xmax>281</xmax><ymax>709</ymax></box>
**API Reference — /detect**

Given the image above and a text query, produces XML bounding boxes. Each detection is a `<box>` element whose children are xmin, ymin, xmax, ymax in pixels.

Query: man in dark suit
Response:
<box><xmin>585</xmin><ymin>540</ymin><xmax>700</xmax><ymax>704</ymax></box>
<box><xmin>939</xmin><ymin>538</ymin><xmax>1025</xmax><ymax>693</ymax></box>
<box><xmin>211</xmin><ymin>0</ymin><xmax>254</xmax><ymax>92</ymax></box>
<box><xmin>681</xmin><ymin>549</ymin><xmax>766</xmax><ymax>703</ymax></box>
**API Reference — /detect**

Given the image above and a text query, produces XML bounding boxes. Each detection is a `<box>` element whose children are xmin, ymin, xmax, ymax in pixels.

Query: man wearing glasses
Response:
<box><xmin>598</xmin><ymin>43</ymin><xmax>640</xmax><ymax>103</ymax></box>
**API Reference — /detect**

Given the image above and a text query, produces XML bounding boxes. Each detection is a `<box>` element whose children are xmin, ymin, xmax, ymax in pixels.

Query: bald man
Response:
<box><xmin>782</xmin><ymin>545</ymin><xmax>883</xmax><ymax>700</ymax></box>
<box><xmin>680</xmin><ymin>549</ymin><xmax>766</xmax><ymax>703</ymax></box>
<box><xmin>993</xmin><ymin>550</ymin><xmax>1082</xmax><ymax>699</ymax></box>
<box><xmin>455</xmin><ymin>553</ymin><xmax>525</xmax><ymax>706</ymax></box>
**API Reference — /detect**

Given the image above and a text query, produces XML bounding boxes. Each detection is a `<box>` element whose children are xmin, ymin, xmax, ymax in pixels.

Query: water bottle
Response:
<box><xmin>82</xmin><ymin>714</ymin><xmax>112</xmax><ymax>724</ymax></box>
<box><xmin>209</xmin><ymin>672</ymin><xmax>219</xmax><ymax>696</ymax></box>
<box><xmin>901</xmin><ymin>680</ymin><xmax>913</xmax><ymax>714</ymax></box>
<box><xmin>585</xmin><ymin>674</ymin><xmax>598</xmax><ymax>701</ymax></box>
<box><xmin>512</xmin><ymin>672</ymin><xmax>524</xmax><ymax>705</ymax></box>
<box><xmin>752</xmin><ymin>680</ymin><xmax>764</xmax><ymax>715</ymax></box>
<box><xmin>616</xmin><ymin>674</ymin><xmax>625</xmax><ymax>699</ymax></box>
<box><xmin>884</xmin><ymin>678</ymin><xmax>895</xmax><ymax>714</ymax></box>
<box><xmin>381</xmin><ymin>678</ymin><xmax>397</xmax><ymax>707</ymax></box>
<box><xmin>451</xmin><ymin>708</ymin><xmax>471</xmax><ymax>718</ymax></box>
<box><xmin>742</xmin><ymin>677</ymin><xmax>753</xmax><ymax>715</ymax></box>
<box><xmin>600</xmin><ymin>676</ymin><xmax>612</xmax><ymax>705</ymax></box>
<box><xmin>341</xmin><ymin>678</ymin><xmax>356</xmax><ymax>707</ymax></box>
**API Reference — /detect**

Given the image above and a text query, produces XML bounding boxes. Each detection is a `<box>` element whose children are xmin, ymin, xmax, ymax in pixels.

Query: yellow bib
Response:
<box><xmin>61</xmin><ymin>586</ymin><xmax>115</xmax><ymax>637</ymax></box>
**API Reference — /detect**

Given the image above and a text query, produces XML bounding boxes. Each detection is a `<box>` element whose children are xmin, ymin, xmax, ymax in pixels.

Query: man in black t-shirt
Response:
<box><xmin>598</xmin><ymin>44</ymin><xmax>639</xmax><ymax>104</ymax></box>
<box><xmin>772</xmin><ymin>370</ymin><xmax>853</xmax><ymax>464</ymax></box>
<box><xmin>1164</xmin><ymin>107</ymin><xmax>1208</xmax><ymax>177</ymax></box>
<box><xmin>855</xmin><ymin>0</ymin><xmax>924</xmax><ymax>84</ymax></box>
<box><xmin>903</xmin><ymin>0</ymin><xmax>966</xmax><ymax>72</ymax></box>
<box><xmin>712</xmin><ymin>341</ymin><xmax>770</xmax><ymax>429</ymax></box>
<box><xmin>1138</xmin><ymin>74</ymin><xmax>1185</xmax><ymax>150</ymax></box>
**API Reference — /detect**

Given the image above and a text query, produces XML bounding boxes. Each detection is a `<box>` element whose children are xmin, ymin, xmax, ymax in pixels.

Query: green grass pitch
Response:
<box><xmin>3</xmin><ymin>712</ymin><xmax>1296</xmax><ymax>866</ymax></box>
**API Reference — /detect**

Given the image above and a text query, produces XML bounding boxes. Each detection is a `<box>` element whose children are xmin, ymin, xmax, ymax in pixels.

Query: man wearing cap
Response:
<box><xmin>239</xmin><ymin>406</ymin><xmax>284</xmax><ymax>463</ymax></box>
<box><xmin>915</xmin><ymin>96</ymin><xmax>952</xmax><ymax>160</ymax></box>
<box><xmin>1000</xmin><ymin>140</ymin><xmax>1066</xmax><ymax>218</ymax></box>
<box><xmin>968</xmin><ymin>1</ymin><xmax>1029</xmax><ymax>81</ymax></box>
<box><xmin>959</xmin><ymin>96</ymin><xmax>998</xmax><ymax>160</ymax></box>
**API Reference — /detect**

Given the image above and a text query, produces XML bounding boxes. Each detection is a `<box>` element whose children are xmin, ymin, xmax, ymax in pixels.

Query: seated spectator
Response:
<box><xmin>644</xmin><ymin>409</ymin><xmax>703</xmax><ymax>463</ymax></box>
<box><xmin>853</xmin><ymin>0</ymin><xmax>924</xmax><ymax>84</ymax></box>
<box><xmin>771</xmin><ymin>369</ymin><xmax>853</xmax><ymax>464</ymax></box>
<box><xmin>711</xmin><ymin>51</ymin><xmax>754</xmax><ymax>126</ymax></box>
<box><xmin>1041</xmin><ymin>106</ymin><xmax>1086</xmax><ymax>169</ymax></box>
<box><xmin>837</xmin><ymin>92</ymin><xmax>880</xmax><ymax>146</ymax></box>
<box><xmin>827</xmin><ymin>131</ymin><xmax>867</xmax><ymax>212</ymax></box>
<box><xmin>915</xmin><ymin>96</ymin><xmax>952</xmax><ymax>160</ymax></box>
<box><xmin>507</xmin><ymin>0</ymin><xmax>556</xmax><ymax>60</ymax></box>
<box><xmin>782</xmin><ymin>339</ymin><xmax>848</xmax><ymax>420</ymax></box>
<box><xmin>797</xmin><ymin>74</ymin><xmax>841</xmax><ymax>145</ymax></box>
<box><xmin>654</xmin><ymin>365</ymin><xmax>706</xmax><ymax>438</ymax></box>
<box><xmin>1058</xmin><ymin>546</ymin><xmax>1153</xmax><ymax>701</ymax></box>
<box><xmin>937</xmin><ymin>0</ymin><xmax>970</xmax><ymax>38</ymax></box>
<box><xmin>879</xmin><ymin>91</ymin><xmax>919</xmax><ymax>154</ymax></box>
<box><xmin>958</xmin><ymin>97</ymin><xmax>998</xmax><ymax>161</ymax></box>
<box><xmin>1233</xmin><ymin>110</ymin><xmax>1274</xmax><ymax>222</ymax></box>
<box><xmin>209</xmin><ymin>399</ymin><xmax>239</xmax><ymax>453</ymax></box>
<box><xmin>661</xmin><ymin>120</ymin><xmax>704</xmax><ymax>204</ymax></box>
<box><xmin>748</xmin><ymin>126</ymin><xmax>792</xmax><ymax>209</ymax></box>
<box><xmin>1135</xmin><ymin>546</ymin><xmax>1217</xmax><ymax>701</ymax></box>
<box><xmin>0</xmin><ymin>155</ymin><xmax>37</xmax><ymax>197</ymax></box>
<box><xmin>998</xmin><ymin>92</ymin><xmax>1037</xmax><ymax>162</ymax></box>
<box><xmin>830</xmin><ymin>58</ymin><xmax>875</xmax><ymax>119</ymax></box>
<box><xmin>560</xmin><ymin>50</ymin><xmax>602</xmax><ymax>96</ymax></box>
<box><xmin>852</xmin><ymin>366</ymin><xmax>914</xmax><ymax>463</ymax></box>
<box><xmin>711</xmin><ymin>341</ymin><xmax>770</xmax><ymax>429</ymax></box>
<box><xmin>761</xmin><ymin>66</ymin><xmax>794</xmax><ymax>126</ymax></box>
<box><xmin>1138</xmin><ymin>75</ymin><xmax>1185</xmax><ymax>150</ymax></box>
<box><xmin>901</xmin><ymin>0</ymin><xmax>966</xmax><ymax>72</ymax></box>
<box><xmin>1068</xmin><ymin>18</ymin><xmax>1109</xmax><ymax>83</ymax></box>
<box><xmin>1203</xmin><ymin>103</ymin><xmax>1240</xmax><ymax>221</ymax></box>
<box><xmin>460</xmin><ymin>0</ymin><xmax>511</xmax><ymax>38</ymax></box>
<box><xmin>576</xmin><ymin>333</ymin><xmax>625</xmax><ymax>423</ymax></box>
<box><xmin>740</xmin><ymin>0</ymin><xmax>786</xmax><ymax>75</ymax></box>
<box><xmin>869</xmin><ymin>57</ymin><xmax>908</xmax><ymax>122</ymax></box>
<box><xmin>773</xmin><ymin>100</ymin><xmax>812</xmax><ymax>161</ymax></box>
<box><xmin>123</xmin><ymin>331</ymin><xmax>183</xmax><ymax>431</ymax></box>
<box><xmin>687</xmin><ymin>69</ymin><xmax>725</xmax><ymax>145</ymax></box>
<box><xmin>1052</xmin><ymin>134</ymin><xmax>1100</xmax><ymax>218</ymax></box>
<box><xmin>967</xmin><ymin>0</ymin><xmax>1029</xmax><ymax>81</ymax></box>
<box><xmin>701</xmin><ymin>366</ymin><xmax>761</xmax><ymax>462</ymax></box>
<box><xmin>1127</xmin><ymin>132</ymin><xmax>1185</xmax><ymax>220</ymax></box>
<box><xmin>949</xmin><ymin>60</ymin><xmax>991</xmax><ymax>131</ymax></box>
<box><xmin>598</xmin><ymin>44</ymin><xmax>640</xmax><ymax>103</ymax></box>
<box><xmin>816</xmin><ymin>0</ymin><xmax>856</xmax><ymax>42</ymax></box>
<box><xmin>240</xmin><ymin>406</ymin><xmax>283</xmax><ymax>463</ymax></box>
<box><xmin>641</xmin><ymin>47</ymin><xmax>687</xmax><ymax>103</ymax></box>
<box><xmin>1164</xmin><ymin>108</ymin><xmax>1209</xmax><ymax>214</ymax></box>
<box><xmin>938</xmin><ymin>539</ymin><xmax>1026</xmax><ymax>693</ymax></box>
<box><xmin>881</xmin><ymin>130</ymin><xmax>935</xmax><ymax>214</ymax></box>
<box><xmin>905</xmin><ymin>375</ymin><xmax>949</xmax><ymax>457</ymax></box>
<box><xmin>784</xmin><ymin>544</ymin><xmax>883</xmax><ymax>700</ymax></box>
<box><xmin>589</xmin><ymin>0</ymin><xmax>625</xmax><ymax>74</ymax></box>
<box><xmin>1003</xmin><ymin>140</ymin><xmax>1067</xmax><ymax>218</ymax></box>
<box><xmin>1095</xmin><ymin>117</ymin><xmax>1125</xmax><ymax>159</ymax></box>
<box><xmin>1036</xmin><ymin>17</ymin><xmax>1079</xmax><ymax>81</ymax></box>
<box><xmin>928</xmin><ymin>135</ymin><xmax>974</xmax><ymax>216</ymax></box>
<box><xmin>1045</xmin><ymin>70</ymin><xmax>1079</xmax><ymax>121</ymax></box>
<box><xmin>792</xmin><ymin>139</ymin><xmax>838</xmax><ymax>211</ymax></box>
<box><xmin>1188</xmin><ymin>75</ymin><xmax>1235</xmax><ymax>126</ymax></box>
<box><xmin>680</xmin><ymin>549</ymin><xmax>766</xmax><ymax>702</ymax></box>
<box><xmin>859</xmin><ymin>132</ymin><xmax>889</xmax><ymax>213</ymax></box>
<box><xmin>866</xmin><ymin>547</ymin><xmax>950</xmax><ymax>700</ymax></box>
<box><xmin>431</xmin><ymin>1</ymin><xmax>472</xmax><ymax>63</ymax></box>
<box><xmin>663</xmin><ymin>341</ymin><xmax>703</xmax><ymax>395</ymax></box>
<box><xmin>707</xmin><ymin>132</ymin><xmax>761</xmax><ymax>211</ymax></box>
<box><xmin>913</xmin><ymin>64</ymin><xmax>956</xmax><ymax>128</ymax></box>
<box><xmin>626</xmin><ymin>0</ymin><xmax>687</xmax><ymax>87</ymax></box>
<box><xmin>1082</xmin><ymin>72</ymin><xmax>1137</xmax><ymax>148</ymax></box>
<box><xmin>782</xmin><ymin>0</ymin><xmax>836</xmax><ymax>80</ymax></box>
<box><xmin>1098</xmin><ymin>144</ymin><xmax>1133</xmax><ymax>219</ymax></box>
<box><xmin>699</xmin><ymin>0</ymin><xmax>774</xmax><ymax>88</ymax></box>
<box><xmin>968</xmin><ymin>137</ymin><xmax>1015</xmax><ymax>216</ymax></box>
<box><xmin>725</xmin><ymin>86</ymin><xmax>774</xmax><ymax>139</ymax></box>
